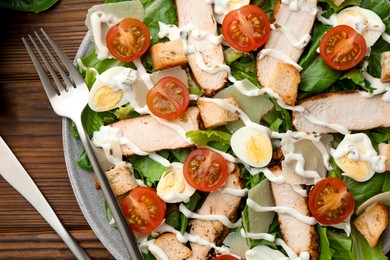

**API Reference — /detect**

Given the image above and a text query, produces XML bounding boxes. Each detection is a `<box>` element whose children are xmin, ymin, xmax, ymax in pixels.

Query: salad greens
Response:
<box><xmin>76</xmin><ymin>0</ymin><xmax>390</xmax><ymax>259</ymax></box>
<box><xmin>0</xmin><ymin>0</ymin><xmax>59</xmax><ymax>13</ymax></box>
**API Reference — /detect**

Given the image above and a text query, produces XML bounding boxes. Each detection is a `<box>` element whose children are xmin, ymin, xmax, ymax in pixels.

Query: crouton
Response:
<box><xmin>266</xmin><ymin>62</ymin><xmax>300</xmax><ymax>106</ymax></box>
<box><xmin>153</xmin><ymin>233</ymin><xmax>192</xmax><ymax>260</ymax></box>
<box><xmin>105</xmin><ymin>162</ymin><xmax>138</xmax><ymax>196</ymax></box>
<box><xmin>197</xmin><ymin>97</ymin><xmax>240</xmax><ymax>128</ymax></box>
<box><xmin>378</xmin><ymin>143</ymin><xmax>390</xmax><ymax>171</ymax></box>
<box><xmin>354</xmin><ymin>203</ymin><xmax>389</xmax><ymax>248</ymax></box>
<box><xmin>381</xmin><ymin>52</ymin><xmax>390</xmax><ymax>83</ymax></box>
<box><xmin>150</xmin><ymin>39</ymin><xmax>188</xmax><ymax>71</ymax></box>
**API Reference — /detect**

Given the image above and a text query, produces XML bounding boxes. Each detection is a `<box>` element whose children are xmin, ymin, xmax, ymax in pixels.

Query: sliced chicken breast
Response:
<box><xmin>175</xmin><ymin>0</ymin><xmax>227</xmax><ymax>96</ymax></box>
<box><xmin>110</xmin><ymin>106</ymin><xmax>200</xmax><ymax>155</ymax></box>
<box><xmin>270</xmin><ymin>166</ymin><xmax>319</xmax><ymax>259</ymax></box>
<box><xmin>292</xmin><ymin>91</ymin><xmax>390</xmax><ymax>134</ymax></box>
<box><xmin>256</xmin><ymin>0</ymin><xmax>317</xmax><ymax>105</ymax></box>
<box><xmin>187</xmin><ymin>165</ymin><xmax>243</xmax><ymax>260</ymax></box>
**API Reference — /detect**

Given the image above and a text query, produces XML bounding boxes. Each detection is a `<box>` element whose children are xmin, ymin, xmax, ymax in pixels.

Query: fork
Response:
<box><xmin>22</xmin><ymin>29</ymin><xmax>144</xmax><ymax>260</ymax></box>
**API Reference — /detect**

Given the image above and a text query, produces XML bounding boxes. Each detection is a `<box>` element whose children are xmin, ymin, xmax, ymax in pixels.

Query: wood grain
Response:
<box><xmin>0</xmin><ymin>0</ymin><xmax>115</xmax><ymax>259</ymax></box>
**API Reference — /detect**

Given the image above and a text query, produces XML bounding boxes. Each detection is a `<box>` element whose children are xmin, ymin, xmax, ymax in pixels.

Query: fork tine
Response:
<box><xmin>22</xmin><ymin>37</ymin><xmax>57</xmax><ymax>99</ymax></box>
<box><xmin>28</xmin><ymin>34</ymin><xmax>66</xmax><ymax>94</ymax></box>
<box><xmin>34</xmin><ymin>31</ymin><xmax>74</xmax><ymax>91</ymax></box>
<box><xmin>41</xmin><ymin>29</ymin><xmax>86</xmax><ymax>87</ymax></box>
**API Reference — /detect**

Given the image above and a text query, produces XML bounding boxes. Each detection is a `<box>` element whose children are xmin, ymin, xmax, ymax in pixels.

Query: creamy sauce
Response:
<box><xmin>90</xmin><ymin>11</ymin><xmax>118</xmax><ymax>60</ymax></box>
<box><xmin>382</xmin><ymin>32</ymin><xmax>390</xmax><ymax>44</ymax></box>
<box><xmin>275</xmin><ymin>238</ymin><xmax>310</xmax><ymax>260</ymax></box>
<box><xmin>247</xmin><ymin>198</ymin><xmax>317</xmax><ymax>225</ymax></box>
<box><xmin>271</xmin><ymin>23</ymin><xmax>311</xmax><ymax>49</ymax></box>
<box><xmin>179</xmin><ymin>204</ymin><xmax>242</xmax><ymax>229</ymax></box>
<box><xmin>360</xmin><ymin>72</ymin><xmax>390</xmax><ymax>102</ymax></box>
<box><xmin>240</xmin><ymin>228</ymin><xmax>275</xmax><ymax>242</ymax></box>
<box><xmin>221</xmin><ymin>187</ymin><xmax>249</xmax><ymax>197</ymax></box>
<box><xmin>258</xmin><ymin>48</ymin><xmax>303</xmax><ymax>71</ymax></box>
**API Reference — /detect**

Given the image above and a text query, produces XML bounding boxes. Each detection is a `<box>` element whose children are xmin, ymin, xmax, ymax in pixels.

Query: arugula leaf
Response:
<box><xmin>0</xmin><ymin>0</ymin><xmax>59</xmax><ymax>13</ymax></box>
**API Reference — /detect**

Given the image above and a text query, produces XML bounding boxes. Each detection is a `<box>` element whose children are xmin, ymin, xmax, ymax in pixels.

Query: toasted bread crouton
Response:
<box><xmin>266</xmin><ymin>62</ymin><xmax>300</xmax><ymax>106</ymax></box>
<box><xmin>151</xmin><ymin>39</ymin><xmax>188</xmax><ymax>71</ymax></box>
<box><xmin>354</xmin><ymin>203</ymin><xmax>389</xmax><ymax>248</ymax></box>
<box><xmin>381</xmin><ymin>52</ymin><xmax>390</xmax><ymax>83</ymax></box>
<box><xmin>197</xmin><ymin>97</ymin><xmax>240</xmax><ymax>128</ymax></box>
<box><xmin>154</xmin><ymin>233</ymin><xmax>192</xmax><ymax>260</ymax></box>
<box><xmin>378</xmin><ymin>143</ymin><xmax>390</xmax><ymax>171</ymax></box>
<box><xmin>333</xmin><ymin>0</ymin><xmax>345</xmax><ymax>6</ymax></box>
<box><xmin>105</xmin><ymin>162</ymin><xmax>138</xmax><ymax>196</ymax></box>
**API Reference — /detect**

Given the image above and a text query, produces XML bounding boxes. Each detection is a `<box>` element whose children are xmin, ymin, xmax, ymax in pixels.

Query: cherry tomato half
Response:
<box><xmin>146</xmin><ymin>77</ymin><xmax>190</xmax><ymax>119</ymax></box>
<box><xmin>319</xmin><ymin>25</ymin><xmax>367</xmax><ymax>71</ymax></box>
<box><xmin>106</xmin><ymin>18</ymin><xmax>150</xmax><ymax>62</ymax></box>
<box><xmin>212</xmin><ymin>255</ymin><xmax>239</xmax><ymax>260</ymax></box>
<box><xmin>222</xmin><ymin>5</ymin><xmax>270</xmax><ymax>52</ymax></box>
<box><xmin>184</xmin><ymin>148</ymin><xmax>229</xmax><ymax>192</ymax></box>
<box><xmin>120</xmin><ymin>187</ymin><xmax>166</xmax><ymax>234</ymax></box>
<box><xmin>308</xmin><ymin>178</ymin><xmax>355</xmax><ymax>225</ymax></box>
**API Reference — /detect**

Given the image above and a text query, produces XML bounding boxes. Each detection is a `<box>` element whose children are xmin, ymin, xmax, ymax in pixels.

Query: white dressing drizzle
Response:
<box><xmin>258</xmin><ymin>49</ymin><xmax>303</xmax><ymax>71</ymax></box>
<box><xmin>292</xmin><ymin>185</ymin><xmax>308</xmax><ymax>197</ymax></box>
<box><xmin>155</xmin><ymin>224</ymin><xmax>231</xmax><ymax>254</ymax></box>
<box><xmin>271</xmin><ymin>23</ymin><xmax>311</xmax><ymax>49</ymax></box>
<box><xmin>90</xmin><ymin>11</ymin><xmax>117</xmax><ymax>60</ymax></box>
<box><xmin>281</xmin><ymin>0</ymin><xmax>317</xmax><ymax>15</ymax></box>
<box><xmin>360</xmin><ymin>72</ymin><xmax>390</xmax><ymax>102</ymax></box>
<box><xmin>147</xmin><ymin>240</ymin><xmax>170</xmax><ymax>260</ymax></box>
<box><xmin>240</xmin><ymin>228</ymin><xmax>275</xmax><ymax>242</ymax></box>
<box><xmin>76</xmin><ymin>58</ymin><xmax>100</xmax><ymax>76</ymax></box>
<box><xmin>221</xmin><ymin>187</ymin><xmax>249</xmax><ymax>197</ymax></box>
<box><xmin>382</xmin><ymin>32</ymin><xmax>390</xmax><ymax>44</ymax></box>
<box><xmin>247</xmin><ymin>198</ymin><xmax>317</xmax><ymax>225</ymax></box>
<box><xmin>179</xmin><ymin>204</ymin><xmax>242</xmax><ymax>229</ymax></box>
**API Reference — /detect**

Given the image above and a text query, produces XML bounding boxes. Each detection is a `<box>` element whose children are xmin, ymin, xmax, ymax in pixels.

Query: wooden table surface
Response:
<box><xmin>0</xmin><ymin>0</ymin><xmax>116</xmax><ymax>259</ymax></box>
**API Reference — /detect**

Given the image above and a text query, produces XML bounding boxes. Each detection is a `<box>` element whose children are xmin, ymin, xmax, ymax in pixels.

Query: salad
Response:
<box><xmin>73</xmin><ymin>0</ymin><xmax>390</xmax><ymax>259</ymax></box>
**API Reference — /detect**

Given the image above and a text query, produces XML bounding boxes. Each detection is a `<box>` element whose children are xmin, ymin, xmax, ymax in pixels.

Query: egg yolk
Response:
<box><xmin>158</xmin><ymin>169</ymin><xmax>185</xmax><ymax>194</ymax></box>
<box><xmin>93</xmin><ymin>86</ymin><xmax>123</xmax><ymax>111</ymax></box>
<box><xmin>338</xmin><ymin>151</ymin><xmax>371</xmax><ymax>181</ymax></box>
<box><xmin>245</xmin><ymin>133</ymin><xmax>272</xmax><ymax>165</ymax></box>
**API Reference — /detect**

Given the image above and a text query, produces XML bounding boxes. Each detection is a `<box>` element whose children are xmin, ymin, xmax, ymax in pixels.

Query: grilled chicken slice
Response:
<box><xmin>256</xmin><ymin>0</ymin><xmax>317</xmax><ymax>105</ymax></box>
<box><xmin>110</xmin><ymin>107</ymin><xmax>200</xmax><ymax>156</ymax></box>
<box><xmin>270</xmin><ymin>166</ymin><xmax>319</xmax><ymax>259</ymax></box>
<box><xmin>175</xmin><ymin>0</ymin><xmax>227</xmax><ymax>96</ymax></box>
<box><xmin>292</xmin><ymin>91</ymin><xmax>390</xmax><ymax>134</ymax></box>
<box><xmin>187</xmin><ymin>165</ymin><xmax>243</xmax><ymax>260</ymax></box>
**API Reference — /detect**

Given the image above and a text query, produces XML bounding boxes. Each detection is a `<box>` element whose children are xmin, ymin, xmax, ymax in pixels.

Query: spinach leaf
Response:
<box><xmin>0</xmin><ymin>0</ymin><xmax>59</xmax><ymax>13</ymax></box>
<box><xmin>346</xmin><ymin>173</ymin><xmax>386</xmax><ymax>208</ymax></box>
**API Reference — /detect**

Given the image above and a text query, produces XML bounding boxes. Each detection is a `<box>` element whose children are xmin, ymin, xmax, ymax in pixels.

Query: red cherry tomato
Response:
<box><xmin>184</xmin><ymin>148</ymin><xmax>229</xmax><ymax>192</ymax></box>
<box><xmin>146</xmin><ymin>77</ymin><xmax>190</xmax><ymax>119</ymax></box>
<box><xmin>212</xmin><ymin>255</ymin><xmax>239</xmax><ymax>260</ymax></box>
<box><xmin>222</xmin><ymin>5</ymin><xmax>270</xmax><ymax>52</ymax></box>
<box><xmin>120</xmin><ymin>187</ymin><xmax>166</xmax><ymax>234</ymax></box>
<box><xmin>106</xmin><ymin>18</ymin><xmax>150</xmax><ymax>62</ymax></box>
<box><xmin>319</xmin><ymin>25</ymin><xmax>367</xmax><ymax>71</ymax></box>
<box><xmin>308</xmin><ymin>178</ymin><xmax>355</xmax><ymax>225</ymax></box>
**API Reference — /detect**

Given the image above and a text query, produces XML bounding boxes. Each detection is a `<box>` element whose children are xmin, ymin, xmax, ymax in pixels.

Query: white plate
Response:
<box><xmin>63</xmin><ymin>32</ymin><xmax>390</xmax><ymax>260</ymax></box>
<box><xmin>62</xmin><ymin>32</ymin><xmax>128</xmax><ymax>260</ymax></box>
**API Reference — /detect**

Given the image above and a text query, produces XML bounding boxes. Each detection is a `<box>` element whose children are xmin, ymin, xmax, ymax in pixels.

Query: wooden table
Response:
<box><xmin>0</xmin><ymin>0</ymin><xmax>115</xmax><ymax>259</ymax></box>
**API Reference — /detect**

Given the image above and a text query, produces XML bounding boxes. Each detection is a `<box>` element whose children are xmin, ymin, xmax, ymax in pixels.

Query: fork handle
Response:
<box><xmin>74</xmin><ymin>119</ymin><xmax>144</xmax><ymax>260</ymax></box>
<box><xmin>0</xmin><ymin>137</ymin><xmax>91</xmax><ymax>260</ymax></box>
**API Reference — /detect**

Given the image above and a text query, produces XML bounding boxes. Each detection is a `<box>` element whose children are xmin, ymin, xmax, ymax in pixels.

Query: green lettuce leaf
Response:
<box><xmin>317</xmin><ymin>225</ymin><xmax>335</xmax><ymax>260</ymax></box>
<box><xmin>326</xmin><ymin>229</ymin><xmax>353</xmax><ymax>260</ymax></box>
<box><xmin>318</xmin><ymin>0</ymin><xmax>361</xmax><ymax>12</ymax></box>
<box><xmin>352</xmin><ymin>223</ymin><xmax>387</xmax><ymax>260</ymax></box>
<box><xmin>128</xmin><ymin>155</ymin><xmax>168</xmax><ymax>186</ymax></box>
<box><xmin>186</xmin><ymin>130</ymin><xmax>231</xmax><ymax>150</ymax></box>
